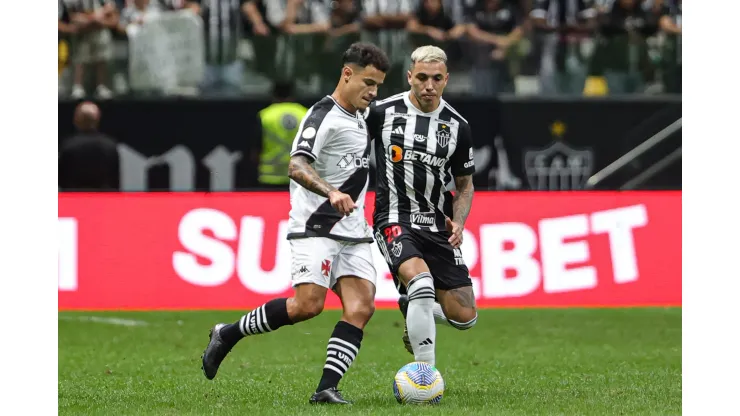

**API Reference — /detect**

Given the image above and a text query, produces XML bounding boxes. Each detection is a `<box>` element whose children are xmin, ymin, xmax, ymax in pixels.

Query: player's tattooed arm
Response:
<box><xmin>452</xmin><ymin>175</ymin><xmax>474</xmax><ymax>226</ymax></box>
<box><xmin>288</xmin><ymin>155</ymin><xmax>337</xmax><ymax>198</ymax></box>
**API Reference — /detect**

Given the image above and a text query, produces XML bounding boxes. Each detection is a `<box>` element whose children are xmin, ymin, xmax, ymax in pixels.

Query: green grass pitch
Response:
<box><xmin>58</xmin><ymin>308</ymin><xmax>681</xmax><ymax>415</ymax></box>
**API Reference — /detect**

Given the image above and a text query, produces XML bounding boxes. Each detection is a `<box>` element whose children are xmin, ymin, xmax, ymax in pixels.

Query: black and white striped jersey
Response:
<box><xmin>366</xmin><ymin>92</ymin><xmax>475</xmax><ymax>233</ymax></box>
<box><xmin>287</xmin><ymin>96</ymin><xmax>374</xmax><ymax>243</ymax></box>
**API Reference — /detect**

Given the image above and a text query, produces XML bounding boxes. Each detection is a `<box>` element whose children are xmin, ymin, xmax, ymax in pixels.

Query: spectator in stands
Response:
<box><xmin>596</xmin><ymin>0</ymin><xmax>653</xmax><ymax>94</ymax></box>
<box><xmin>59</xmin><ymin>1</ymin><xmax>76</xmax><ymax>95</ymax></box>
<box><xmin>530</xmin><ymin>0</ymin><xmax>597</xmax><ymax>96</ymax></box>
<box><xmin>243</xmin><ymin>0</ymin><xmax>279</xmax><ymax>78</ymax></box>
<box><xmin>253</xmin><ymin>81</ymin><xmax>308</xmax><ymax>189</ymax></box>
<box><xmin>361</xmin><ymin>0</ymin><xmax>415</xmax><ymax>93</ymax></box>
<box><xmin>283</xmin><ymin>0</ymin><xmax>332</xmax><ymax>83</ymax></box>
<box><xmin>467</xmin><ymin>0</ymin><xmax>523</xmax><ymax>96</ymax></box>
<box><xmin>281</xmin><ymin>0</ymin><xmax>331</xmax><ymax>34</ymax></box>
<box><xmin>186</xmin><ymin>0</ymin><xmax>252</xmax><ymax>97</ymax></box>
<box><xmin>118</xmin><ymin>0</ymin><xmax>163</xmax><ymax>31</ymax></box>
<box><xmin>406</xmin><ymin>0</ymin><xmax>467</xmax><ymax>47</ymax></box>
<box><xmin>658</xmin><ymin>0</ymin><xmax>680</xmax><ymax>93</ymax></box>
<box><xmin>59</xmin><ymin>101</ymin><xmax>120</xmax><ymax>191</ymax></box>
<box><xmin>243</xmin><ymin>0</ymin><xmax>271</xmax><ymax>36</ymax></box>
<box><xmin>244</xmin><ymin>0</ymin><xmax>330</xmax><ymax>83</ymax></box>
<box><xmin>315</xmin><ymin>0</ymin><xmax>363</xmax><ymax>90</ymax></box>
<box><xmin>63</xmin><ymin>0</ymin><xmax>119</xmax><ymax>99</ymax></box>
<box><xmin>327</xmin><ymin>0</ymin><xmax>361</xmax><ymax>38</ymax></box>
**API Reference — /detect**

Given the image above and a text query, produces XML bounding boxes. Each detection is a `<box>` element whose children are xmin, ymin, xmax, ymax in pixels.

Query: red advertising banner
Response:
<box><xmin>58</xmin><ymin>191</ymin><xmax>681</xmax><ymax>310</ymax></box>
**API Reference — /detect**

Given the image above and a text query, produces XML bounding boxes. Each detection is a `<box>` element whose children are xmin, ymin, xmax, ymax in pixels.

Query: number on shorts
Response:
<box><xmin>384</xmin><ymin>225</ymin><xmax>402</xmax><ymax>243</ymax></box>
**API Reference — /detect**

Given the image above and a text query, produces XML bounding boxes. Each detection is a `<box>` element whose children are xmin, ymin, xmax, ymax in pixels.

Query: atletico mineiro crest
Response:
<box><xmin>435</xmin><ymin>123</ymin><xmax>451</xmax><ymax>147</ymax></box>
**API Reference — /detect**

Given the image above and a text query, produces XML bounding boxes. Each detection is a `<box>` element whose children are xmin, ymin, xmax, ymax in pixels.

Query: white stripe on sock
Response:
<box><xmin>260</xmin><ymin>304</ymin><xmax>272</xmax><ymax>332</ymax></box>
<box><xmin>329</xmin><ymin>337</ymin><xmax>359</xmax><ymax>354</ymax></box>
<box><xmin>325</xmin><ymin>357</ymin><xmax>349</xmax><ymax>372</ymax></box>
<box><xmin>324</xmin><ymin>363</ymin><xmax>344</xmax><ymax>376</ymax></box>
<box><xmin>239</xmin><ymin>315</ymin><xmax>248</xmax><ymax>335</ymax></box>
<box><xmin>327</xmin><ymin>343</ymin><xmax>357</xmax><ymax>361</ymax></box>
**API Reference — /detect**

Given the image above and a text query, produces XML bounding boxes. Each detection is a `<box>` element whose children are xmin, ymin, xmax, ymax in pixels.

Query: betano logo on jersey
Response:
<box><xmin>388</xmin><ymin>145</ymin><xmax>446</xmax><ymax>167</ymax></box>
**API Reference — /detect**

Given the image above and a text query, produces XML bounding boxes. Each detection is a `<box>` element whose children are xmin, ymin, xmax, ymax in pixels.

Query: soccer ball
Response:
<box><xmin>393</xmin><ymin>361</ymin><xmax>444</xmax><ymax>405</ymax></box>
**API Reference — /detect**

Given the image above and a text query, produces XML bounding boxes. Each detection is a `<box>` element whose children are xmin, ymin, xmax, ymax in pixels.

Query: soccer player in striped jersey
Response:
<box><xmin>365</xmin><ymin>45</ymin><xmax>477</xmax><ymax>366</ymax></box>
<box><xmin>201</xmin><ymin>42</ymin><xmax>390</xmax><ymax>405</ymax></box>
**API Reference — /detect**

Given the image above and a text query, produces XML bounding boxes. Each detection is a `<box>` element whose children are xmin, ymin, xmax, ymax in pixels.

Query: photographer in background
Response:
<box><xmin>59</xmin><ymin>102</ymin><xmax>120</xmax><ymax>191</ymax></box>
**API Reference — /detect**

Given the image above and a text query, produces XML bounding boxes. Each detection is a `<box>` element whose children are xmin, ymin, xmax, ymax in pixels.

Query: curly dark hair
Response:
<box><xmin>341</xmin><ymin>42</ymin><xmax>391</xmax><ymax>73</ymax></box>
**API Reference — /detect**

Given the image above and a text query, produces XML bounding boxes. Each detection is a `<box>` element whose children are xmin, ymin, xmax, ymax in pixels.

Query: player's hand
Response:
<box><xmin>328</xmin><ymin>190</ymin><xmax>357</xmax><ymax>216</ymax></box>
<box><xmin>445</xmin><ymin>217</ymin><xmax>463</xmax><ymax>249</ymax></box>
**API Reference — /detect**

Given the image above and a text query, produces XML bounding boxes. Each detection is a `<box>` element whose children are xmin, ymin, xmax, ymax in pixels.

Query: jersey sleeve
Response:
<box><xmin>363</xmin><ymin>102</ymin><xmax>382</xmax><ymax>141</ymax></box>
<box><xmin>450</xmin><ymin>121</ymin><xmax>475</xmax><ymax>177</ymax></box>
<box><xmin>290</xmin><ymin>105</ymin><xmax>333</xmax><ymax>162</ymax></box>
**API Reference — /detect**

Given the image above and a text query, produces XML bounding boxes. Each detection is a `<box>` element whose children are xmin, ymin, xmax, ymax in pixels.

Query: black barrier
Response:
<box><xmin>58</xmin><ymin>96</ymin><xmax>681</xmax><ymax>191</ymax></box>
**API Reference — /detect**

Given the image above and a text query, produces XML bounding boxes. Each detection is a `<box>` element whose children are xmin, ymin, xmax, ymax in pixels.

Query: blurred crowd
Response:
<box><xmin>58</xmin><ymin>0</ymin><xmax>682</xmax><ymax>99</ymax></box>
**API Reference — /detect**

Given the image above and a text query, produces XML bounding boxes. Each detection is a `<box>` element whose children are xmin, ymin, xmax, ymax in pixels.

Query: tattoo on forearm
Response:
<box><xmin>452</xmin><ymin>175</ymin><xmax>474</xmax><ymax>225</ymax></box>
<box><xmin>451</xmin><ymin>287</ymin><xmax>476</xmax><ymax>309</ymax></box>
<box><xmin>288</xmin><ymin>155</ymin><xmax>336</xmax><ymax>198</ymax></box>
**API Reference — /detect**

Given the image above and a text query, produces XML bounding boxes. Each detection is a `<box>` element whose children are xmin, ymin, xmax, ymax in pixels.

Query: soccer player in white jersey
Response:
<box><xmin>365</xmin><ymin>45</ymin><xmax>477</xmax><ymax>367</ymax></box>
<box><xmin>201</xmin><ymin>43</ymin><xmax>389</xmax><ymax>405</ymax></box>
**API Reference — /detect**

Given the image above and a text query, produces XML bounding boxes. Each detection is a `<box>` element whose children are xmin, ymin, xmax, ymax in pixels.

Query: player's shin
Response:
<box><xmin>219</xmin><ymin>298</ymin><xmax>294</xmax><ymax>345</ymax></box>
<box><xmin>406</xmin><ymin>272</ymin><xmax>437</xmax><ymax>366</ymax></box>
<box><xmin>316</xmin><ymin>321</ymin><xmax>363</xmax><ymax>392</ymax></box>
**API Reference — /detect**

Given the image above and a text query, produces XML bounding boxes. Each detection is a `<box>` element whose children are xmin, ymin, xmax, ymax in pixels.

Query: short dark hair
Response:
<box><xmin>341</xmin><ymin>42</ymin><xmax>390</xmax><ymax>73</ymax></box>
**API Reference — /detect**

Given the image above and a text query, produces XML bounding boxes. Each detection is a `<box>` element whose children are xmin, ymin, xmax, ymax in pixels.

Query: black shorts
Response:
<box><xmin>374</xmin><ymin>223</ymin><xmax>472</xmax><ymax>294</ymax></box>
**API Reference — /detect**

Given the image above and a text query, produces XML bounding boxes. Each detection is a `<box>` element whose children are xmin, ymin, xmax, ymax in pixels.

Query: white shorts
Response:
<box><xmin>290</xmin><ymin>237</ymin><xmax>377</xmax><ymax>289</ymax></box>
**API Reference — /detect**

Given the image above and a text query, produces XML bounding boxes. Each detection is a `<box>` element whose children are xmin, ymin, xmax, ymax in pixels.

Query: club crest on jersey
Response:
<box><xmin>436</xmin><ymin>123</ymin><xmax>452</xmax><ymax>147</ymax></box>
<box><xmin>321</xmin><ymin>259</ymin><xmax>331</xmax><ymax>277</ymax></box>
<box><xmin>391</xmin><ymin>241</ymin><xmax>403</xmax><ymax>257</ymax></box>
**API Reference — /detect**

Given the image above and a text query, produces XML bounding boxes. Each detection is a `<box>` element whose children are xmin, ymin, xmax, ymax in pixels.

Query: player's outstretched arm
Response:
<box><xmin>288</xmin><ymin>155</ymin><xmax>357</xmax><ymax>216</ymax></box>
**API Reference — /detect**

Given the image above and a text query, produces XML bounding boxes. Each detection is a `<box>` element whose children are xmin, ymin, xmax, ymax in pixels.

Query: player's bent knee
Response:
<box><xmin>344</xmin><ymin>302</ymin><xmax>375</xmax><ymax>326</ymax></box>
<box><xmin>447</xmin><ymin>310</ymin><xmax>478</xmax><ymax>331</ymax></box>
<box><xmin>407</xmin><ymin>272</ymin><xmax>435</xmax><ymax>302</ymax></box>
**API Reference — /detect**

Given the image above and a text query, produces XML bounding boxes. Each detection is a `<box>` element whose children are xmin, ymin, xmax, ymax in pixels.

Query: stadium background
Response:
<box><xmin>57</xmin><ymin>0</ymin><xmax>681</xmax><ymax>414</ymax></box>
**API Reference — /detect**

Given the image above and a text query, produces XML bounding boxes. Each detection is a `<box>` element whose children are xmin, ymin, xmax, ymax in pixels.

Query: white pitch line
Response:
<box><xmin>58</xmin><ymin>316</ymin><xmax>149</xmax><ymax>327</ymax></box>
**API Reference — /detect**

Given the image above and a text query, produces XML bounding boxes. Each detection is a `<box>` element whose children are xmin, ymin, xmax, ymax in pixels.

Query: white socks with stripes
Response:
<box><xmin>316</xmin><ymin>321</ymin><xmax>363</xmax><ymax>392</ymax></box>
<box><xmin>406</xmin><ymin>272</ymin><xmax>437</xmax><ymax>366</ymax></box>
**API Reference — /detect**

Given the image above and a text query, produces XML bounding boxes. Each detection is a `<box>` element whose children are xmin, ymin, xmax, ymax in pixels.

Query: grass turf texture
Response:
<box><xmin>59</xmin><ymin>308</ymin><xmax>681</xmax><ymax>415</ymax></box>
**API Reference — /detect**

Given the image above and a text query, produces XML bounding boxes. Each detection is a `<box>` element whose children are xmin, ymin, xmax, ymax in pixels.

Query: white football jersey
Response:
<box><xmin>287</xmin><ymin>95</ymin><xmax>373</xmax><ymax>242</ymax></box>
